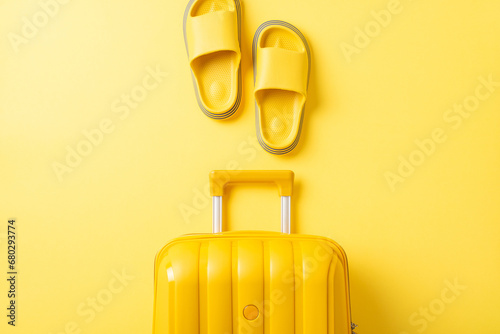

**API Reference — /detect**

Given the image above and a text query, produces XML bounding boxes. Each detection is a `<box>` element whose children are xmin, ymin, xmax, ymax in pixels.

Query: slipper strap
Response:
<box><xmin>187</xmin><ymin>10</ymin><xmax>240</xmax><ymax>62</ymax></box>
<box><xmin>254</xmin><ymin>47</ymin><xmax>308</xmax><ymax>98</ymax></box>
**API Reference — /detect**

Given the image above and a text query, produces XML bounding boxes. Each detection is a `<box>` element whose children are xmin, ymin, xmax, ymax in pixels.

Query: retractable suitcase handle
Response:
<box><xmin>209</xmin><ymin>170</ymin><xmax>294</xmax><ymax>234</ymax></box>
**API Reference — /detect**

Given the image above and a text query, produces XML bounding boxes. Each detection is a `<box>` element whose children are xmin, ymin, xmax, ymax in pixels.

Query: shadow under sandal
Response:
<box><xmin>183</xmin><ymin>0</ymin><xmax>242</xmax><ymax>119</ymax></box>
<box><xmin>253</xmin><ymin>20</ymin><xmax>311</xmax><ymax>155</ymax></box>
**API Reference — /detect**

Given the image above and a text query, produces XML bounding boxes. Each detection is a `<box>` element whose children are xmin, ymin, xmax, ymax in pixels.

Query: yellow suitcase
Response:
<box><xmin>153</xmin><ymin>170</ymin><xmax>355</xmax><ymax>333</ymax></box>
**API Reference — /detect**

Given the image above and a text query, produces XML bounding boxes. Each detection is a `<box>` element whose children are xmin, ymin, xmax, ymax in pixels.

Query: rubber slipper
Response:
<box><xmin>183</xmin><ymin>0</ymin><xmax>242</xmax><ymax>120</ymax></box>
<box><xmin>253</xmin><ymin>20</ymin><xmax>311</xmax><ymax>154</ymax></box>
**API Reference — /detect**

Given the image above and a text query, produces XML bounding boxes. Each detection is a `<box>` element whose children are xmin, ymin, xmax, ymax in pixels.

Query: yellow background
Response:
<box><xmin>1</xmin><ymin>0</ymin><xmax>499</xmax><ymax>333</ymax></box>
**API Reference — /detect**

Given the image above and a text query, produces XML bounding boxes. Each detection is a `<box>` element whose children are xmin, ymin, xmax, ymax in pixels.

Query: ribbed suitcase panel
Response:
<box><xmin>293</xmin><ymin>241</ymin><xmax>304</xmax><ymax>334</ymax></box>
<box><xmin>169</xmin><ymin>241</ymin><xmax>200</xmax><ymax>334</ymax></box>
<box><xmin>233</xmin><ymin>240</ymin><xmax>264</xmax><ymax>334</ymax></box>
<box><xmin>332</xmin><ymin>256</ymin><xmax>349</xmax><ymax>333</ymax></box>
<box><xmin>328</xmin><ymin>254</ymin><xmax>339</xmax><ymax>333</ymax></box>
<box><xmin>153</xmin><ymin>254</ymin><xmax>175</xmax><ymax>334</ymax></box>
<box><xmin>297</xmin><ymin>241</ymin><xmax>331</xmax><ymax>334</ymax></box>
<box><xmin>263</xmin><ymin>240</ymin><xmax>295</xmax><ymax>334</ymax></box>
<box><xmin>199</xmin><ymin>241</ymin><xmax>233</xmax><ymax>334</ymax></box>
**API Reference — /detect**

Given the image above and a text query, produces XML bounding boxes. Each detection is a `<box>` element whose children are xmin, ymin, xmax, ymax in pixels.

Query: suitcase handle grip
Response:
<box><xmin>209</xmin><ymin>170</ymin><xmax>294</xmax><ymax>196</ymax></box>
<box><xmin>209</xmin><ymin>170</ymin><xmax>294</xmax><ymax>234</ymax></box>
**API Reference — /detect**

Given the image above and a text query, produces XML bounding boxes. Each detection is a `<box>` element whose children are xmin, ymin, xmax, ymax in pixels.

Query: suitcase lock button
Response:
<box><xmin>243</xmin><ymin>305</ymin><xmax>259</xmax><ymax>321</ymax></box>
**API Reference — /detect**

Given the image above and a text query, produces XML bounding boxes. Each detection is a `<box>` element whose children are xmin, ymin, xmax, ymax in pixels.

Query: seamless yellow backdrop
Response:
<box><xmin>1</xmin><ymin>0</ymin><xmax>499</xmax><ymax>333</ymax></box>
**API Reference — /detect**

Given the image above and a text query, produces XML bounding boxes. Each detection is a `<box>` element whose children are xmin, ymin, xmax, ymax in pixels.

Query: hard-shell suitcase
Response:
<box><xmin>153</xmin><ymin>170</ymin><xmax>354</xmax><ymax>333</ymax></box>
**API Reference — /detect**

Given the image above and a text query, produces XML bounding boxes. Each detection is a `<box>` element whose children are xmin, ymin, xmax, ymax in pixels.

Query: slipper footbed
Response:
<box><xmin>190</xmin><ymin>0</ymin><xmax>239</xmax><ymax>113</ymax></box>
<box><xmin>191</xmin><ymin>50</ymin><xmax>239</xmax><ymax>112</ymax></box>
<box><xmin>256</xmin><ymin>27</ymin><xmax>306</xmax><ymax>149</ymax></box>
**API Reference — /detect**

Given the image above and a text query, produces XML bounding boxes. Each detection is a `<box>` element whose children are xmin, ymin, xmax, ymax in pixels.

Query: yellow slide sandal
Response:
<box><xmin>183</xmin><ymin>0</ymin><xmax>242</xmax><ymax>120</ymax></box>
<box><xmin>253</xmin><ymin>21</ymin><xmax>311</xmax><ymax>154</ymax></box>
